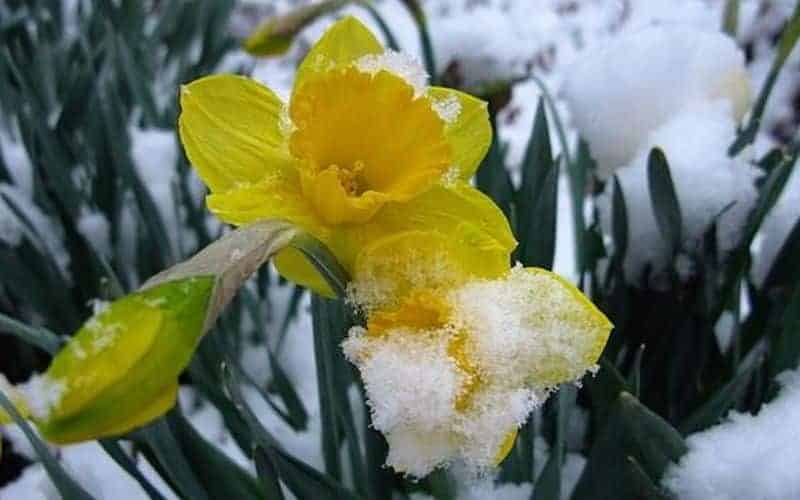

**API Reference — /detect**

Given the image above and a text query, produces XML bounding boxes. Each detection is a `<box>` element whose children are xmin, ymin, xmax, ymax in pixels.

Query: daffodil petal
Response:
<box><xmin>521</xmin><ymin>267</ymin><xmax>613</xmax><ymax>387</ymax></box>
<box><xmin>294</xmin><ymin>16</ymin><xmax>383</xmax><ymax>95</ymax></box>
<box><xmin>206</xmin><ymin>175</ymin><xmax>328</xmax><ymax>241</ymax></box>
<box><xmin>333</xmin><ymin>182</ymin><xmax>517</xmax><ymax>272</ymax></box>
<box><xmin>428</xmin><ymin>87</ymin><xmax>492</xmax><ymax>180</ymax></box>
<box><xmin>179</xmin><ymin>74</ymin><xmax>292</xmax><ymax>193</ymax></box>
<box><xmin>350</xmin><ymin>228</ymin><xmax>509</xmax><ymax>311</ymax></box>
<box><xmin>494</xmin><ymin>428</ymin><xmax>518</xmax><ymax>466</ymax></box>
<box><xmin>273</xmin><ymin>246</ymin><xmax>336</xmax><ymax>298</ymax></box>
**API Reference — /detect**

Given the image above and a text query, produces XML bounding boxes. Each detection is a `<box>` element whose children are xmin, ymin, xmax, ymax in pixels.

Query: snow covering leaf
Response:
<box><xmin>0</xmin><ymin>390</ymin><xmax>96</xmax><ymax>500</ymax></box>
<box><xmin>647</xmin><ymin>148</ymin><xmax>683</xmax><ymax>259</ymax></box>
<box><xmin>573</xmin><ymin>392</ymin><xmax>687</xmax><ymax>500</ymax></box>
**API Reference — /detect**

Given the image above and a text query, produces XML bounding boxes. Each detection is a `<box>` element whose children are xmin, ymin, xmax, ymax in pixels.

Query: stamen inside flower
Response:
<box><xmin>290</xmin><ymin>66</ymin><xmax>452</xmax><ymax>225</ymax></box>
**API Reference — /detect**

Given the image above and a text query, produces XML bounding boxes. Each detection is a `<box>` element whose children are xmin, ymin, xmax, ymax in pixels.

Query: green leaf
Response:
<box><xmin>99</xmin><ymin>439</ymin><xmax>169</xmax><ymax>500</ymax></box>
<box><xmin>290</xmin><ymin>232</ymin><xmax>351</xmax><ymax>299</ymax></box>
<box><xmin>679</xmin><ymin>357</ymin><xmax>760</xmax><ymax>434</ymax></box>
<box><xmin>572</xmin><ymin>392</ymin><xmax>687</xmax><ymax>500</ymax></box>
<box><xmin>533</xmin><ymin>385</ymin><xmax>577</xmax><ymax>500</ymax></box>
<box><xmin>763</xmin><ymin>217</ymin><xmax>800</xmax><ymax>290</ymax></box>
<box><xmin>253</xmin><ymin>445</ymin><xmax>287</xmax><ymax>500</ymax></box>
<box><xmin>0</xmin><ymin>390</ymin><xmax>96</xmax><ymax>500</ymax></box>
<box><xmin>730</xmin><ymin>3</ymin><xmax>800</xmax><ymax>154</ymax></box>
<box><xmin>0</xmin><ymin>311</ymin><xmax>62</xmax><ymax>355</ymax></box>
<box><xmin>768</xmin><ymin>285</ymin><xmax>800</xmax><ymax>378</ymax></box>
<box><xmin>476</xmin><ymin>110</ymin><xmax>515</xmax><ymax>220</ymax></box>
<box><xmin>611</xmin><ymin>175</ymin><xmax>629</xmax><ymax>264</ymax></box>
<box><xmin>647</xmin><ymin>148</ymin><xmax>683</xmax><ymax>258</ymax></box>
<box><xmin>722</xmin><ymin>0</ymin><xmax>740</xmax><ymax>37</ymax></box>
<box><xmin>137</xmin><ymin>418</ymin><xmax>211</xmax><ymax>500</ymax></box>
<box><xmin>517</xmin><ymin>99</ymin><xmax>558</xmax><ymax>269</ymax></box>
<box><xmin>221</xmin><ymin>362</ymin><xmax>360</xmax><ymax>500</ymax></box>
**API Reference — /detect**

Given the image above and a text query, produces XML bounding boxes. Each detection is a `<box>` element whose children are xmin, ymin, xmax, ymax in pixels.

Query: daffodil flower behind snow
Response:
<box><xmin>343</xmin><ymin>232</ymin><xmax>613</xmax><ymax>476</ymax></box>
<box><xmin>179</xmin><ymin>16</ymin><xmax>512</xmax><ymax>297</ymax></box>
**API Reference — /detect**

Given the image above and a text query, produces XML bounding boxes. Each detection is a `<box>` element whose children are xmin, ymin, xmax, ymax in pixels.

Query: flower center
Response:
<box><xmin>324</xmin><ymin>160</ymin><xmax>366</xmax><ymax>197</ymax></box>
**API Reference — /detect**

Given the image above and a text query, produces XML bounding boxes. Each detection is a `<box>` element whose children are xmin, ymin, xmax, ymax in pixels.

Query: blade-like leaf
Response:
<box><xmin>647</xmin><ymin>148</ymin><xmax>683</xmax><ymax>258</ymax></box>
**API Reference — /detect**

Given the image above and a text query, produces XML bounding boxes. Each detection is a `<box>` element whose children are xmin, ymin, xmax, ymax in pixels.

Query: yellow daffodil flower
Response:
<box><xmin>343</xmin><ymin>236</ymin><xmax>613</xmax><ymax>476</ymax></box>
<box><xmin>179</xmin><ymin>16</ymin><xmax>512</xmax><ymax>297</ymax></box>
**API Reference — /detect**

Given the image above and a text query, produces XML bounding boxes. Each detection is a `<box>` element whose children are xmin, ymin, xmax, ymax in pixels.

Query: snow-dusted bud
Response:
<box><xmin>562</xmin><ymin>25</ymin><xmax>750</xmax><ymax>178</ymax></box>
<box><xmin>1</xmin><ymin>221</ymin><xmax>295</xmax><ymax>443</ymax></box>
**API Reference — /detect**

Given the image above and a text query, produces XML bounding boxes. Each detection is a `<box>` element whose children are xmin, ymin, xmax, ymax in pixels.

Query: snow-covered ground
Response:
<box><xmin>2</xmin><ymin>0</ymin><xmax>800</xmax><ymax>498</ymax></box>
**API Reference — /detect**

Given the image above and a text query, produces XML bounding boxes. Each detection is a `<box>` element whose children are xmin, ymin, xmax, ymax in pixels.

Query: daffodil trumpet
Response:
<box><xmin>0</xmin><ymin>221</ymin><xmax>294</xmax><ymax>444</ymax></box>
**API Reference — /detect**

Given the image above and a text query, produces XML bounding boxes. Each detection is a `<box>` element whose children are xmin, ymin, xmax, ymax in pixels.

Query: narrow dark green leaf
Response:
<box><xmin>768</xmin><ymin>286</ymin><xmax>800</xmax><ymax>378</ymax></box>
<box><xmin>99</xmin><ymin>440</ymin><xmax>169</xmax><ymax>500</ymax></box>
<box><xmin>137</xmin><ymin>418</ymin><xmax>210</xmax><ymax>500</ymax></box>
<box><xmin>267</xmin><ymin>350</ymin><xmax>309</xmax><ymax>431</ymax></box>
<box><xmin>476</xmin><ymin>111</ymin><xmax>514</xmax><ymax>219</ymax></box>
<box><xmin>0</xmin><ymin>391</ymin><xmax>96</xmax><ymax>500</ymax></box>
<box><xmin>253</xmin><ymin>445</ymin><xmax>286</xmax><ymax>500</ymax></box>
<box><xmin>290</xmin><ymin>232</ymin><xmax>350</xmax><ymax>298</ymax></box>
<box><xmin>722</xmin><ymin>0</ymin><xmax>740</xmax><ymax>36</ymax></box>
<box><xmin>517</xmin><ymin>99</ymin><xmax>554</xmax><ymax>263</ymax></box>
<box><xmin>647</xmin><ymin>148</ymin><xmax>683</xmax><ymax>257</ymax></box>
<box><xmin>532</xmin><ymin>385</ymin><xmax>576</xmax><ymax>500</ymax></box>
<box><xmin>572</xmin><ymin>392</ymin><xmax>687</xmax><ymax>500</ymax></box>
<box><xmin>0</xmin><ymin>311</ymin><xmax>62</xmax><ymax>354</ymax></box>
<box><xmin>763</xmin><ymin>217</ymin><xmax>800</xmax><ymax>290</ymax></box>
<box><xmin>611</xmin><ymin>175</ymin><xmax>629</xmax><ymax>263</ymax></box>
<box><xmin>679</xmin><ymin>357</ymin><xmax>760</xmax><ymax>434</ymax></box>
<box><xmin>626</xmin><ymin>457</ymin><xmax>671</xmax><ymax>500</ymax></box>
<box><xmin>730</xmin><ymin>3</ymin><xmax>800</xmax><ymax>154</ymax></box>
<box><xmin>221</xmin><ymin>362</ymin><xmax>360</xmax><ymax>500</ymax></box>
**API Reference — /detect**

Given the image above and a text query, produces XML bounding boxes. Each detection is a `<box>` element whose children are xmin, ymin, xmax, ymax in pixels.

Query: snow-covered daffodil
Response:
<box><xmin>343</xmin><ymin>236</ymin><xmax>612</xmax><ymax>476</ymax></box>
<box><xmin>179</xmin><ymin>16</ymin><xmax>511</xmax><ymax>297</ymax></box>
<box><xmin>0</xmin><ymin>277</ymin><xmax>213</xmax><ymax>444</ymax></box>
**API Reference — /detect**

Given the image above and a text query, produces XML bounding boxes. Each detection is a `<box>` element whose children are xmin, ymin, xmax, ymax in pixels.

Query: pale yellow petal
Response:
<box><xmin>179</xmin><ymin>74</ymin><xmax>293</xmax><ymax>192</ymax></box>
<box><xmin>293</xmin><ymin>16</ymin><xmax>383</xmax><ymax>96</ymax></box>
<box><xmin>428</xmin><ymin>87</ymin><xmax>492</xmax><ymax>180</ymax></box>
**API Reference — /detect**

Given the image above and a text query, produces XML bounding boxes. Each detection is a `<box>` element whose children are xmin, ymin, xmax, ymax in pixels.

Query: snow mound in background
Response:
<box><xmin>598</xmin><ymin>101</ymin><xmax>759</xmax><ymax>286</ymax></box>
<box><xmin>663</xmin><ymin>369</ymin><xmax>800</xmax><ymax>500</ymax></box>
<box><xmin>562</xmin><ymin>24</ymin><xmax>750</xmax><ymax>178</ymax></box>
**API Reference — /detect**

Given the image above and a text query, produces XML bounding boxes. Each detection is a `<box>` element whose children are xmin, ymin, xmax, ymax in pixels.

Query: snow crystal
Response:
<box><xmin>355</xmin><ymin>50</ymin><xmax>428</xmax><ymax>97</ymax></box>
<box><xmin>431</xmin><ymin>93</ymin><xmax>461</xmax><ymax>124</ymax></box>
<box><xmin>562</xmin><ymin>25</ymin><xmax>750</xmax><ymax>178</ymax></box>
<box><xmin>18</xmin><ymin>374</ymin><xmax>64</xmax><ymax>421</ymax></box>
<box><xmin>663</xmin><ymin>369</ymin><xmax>800</xmax><ymax>500</ymax></box>
<box><xmin>597</xmin><ymin>102</ymin><xmax>759</xmax><ymax>287</ymax></box>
